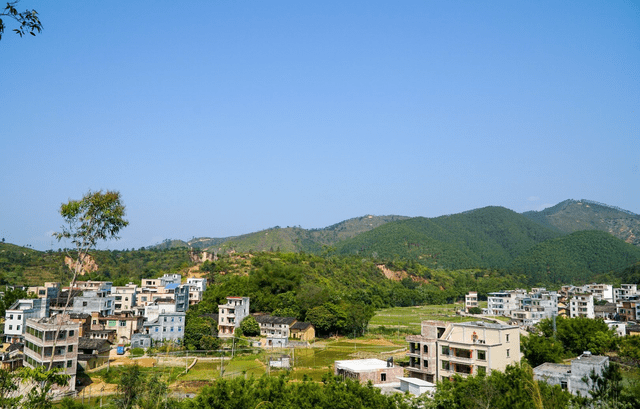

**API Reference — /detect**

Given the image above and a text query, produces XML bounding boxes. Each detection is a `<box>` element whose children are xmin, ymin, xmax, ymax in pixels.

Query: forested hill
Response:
<box><xmin>334</xmin><ymin>206</ymin><xmax>562</xmax><ymax>270</ymax></box>
<box><xmin>153</xmin><ymin>215</ymin><xmax>409</xmax><ymax>253</ymax></box>
<box><xmin>510</xmin><ymin>230</ymin><xmax>640</xmax><ymax>285</ymax></box>
<box><xmin>522</xmin><ymin>199</ymin><xmax>640</xmax><ymax>246</ymax></box>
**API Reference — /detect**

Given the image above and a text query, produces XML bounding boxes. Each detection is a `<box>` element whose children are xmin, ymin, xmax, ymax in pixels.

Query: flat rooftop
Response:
<box><xmin>454</xmin><ymin>321</ymin><xmax>514</xmax><ymax>330</ymax></box>
<box><xmin>335</xmin><ymin>359</ymin><xmax>392</xmax><ymax>372</ymax></box>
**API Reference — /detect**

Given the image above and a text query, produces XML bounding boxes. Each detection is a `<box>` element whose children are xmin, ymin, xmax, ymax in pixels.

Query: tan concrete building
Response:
<box><xmin>23</xmin><ymin>315</ymin><xmax>80</xmax><ymax>392</ymax></box>
<box><xmin>406</xmin><ymin>320</ymin><xmax>521</xmax><ymax>383</ymax></box>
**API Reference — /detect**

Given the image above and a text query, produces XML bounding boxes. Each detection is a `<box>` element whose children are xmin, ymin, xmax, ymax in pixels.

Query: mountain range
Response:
<box><xmin>158</xmin><ymin>199</ymin><xmax>640</xmax><ymax>253</ymax></box>
<box><xmin>151</xmin><ymin>199</ymin><xmax>640</xmax><ymax>284</ymax></box>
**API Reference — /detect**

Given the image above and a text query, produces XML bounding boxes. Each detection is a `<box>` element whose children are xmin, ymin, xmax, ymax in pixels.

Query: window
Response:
<box><xmin>423</xmin><ymin>345</ymin><xmax>428</xmax><ymax>354</ymax></box>
<box><xmin>506</xmin><ymin>349</ymin><xmax>510</xmax><ymax>358</ymax></box>
<box><xmin>17</xmin><ymin>315</ymin><xmax>21</xmax><ymax>320</ymax></box>
<box><xmin>83</xmin><ymin>302</ymin><xmax>88</xmax><ymax>307</ymax></box>
<box><xmin>68</xmin><ymin>345</ymin><xmax>73</xmax><ymax>353</ymax></box>
<box><xmin>442</xmin><ymin>361</ymin><xmax>450</xmax><ymax>370</ymax></box>
<box><xmin>506</xmin><ymin>334</ymin><xmax>510</xmax><ymax>343</ymax></box>
<box><xmin>441</xmin><ymin>346</ymin><xmax>450</xmax><ymax>355</ymax></box>
<box><xmin>67</xmin><ymin>360</ymin><xmax>73</xmax><ymax>368</ymax></box>
<box><xmin>477</xmin><ymin>350</ymin><xmax>486</xmax><ymax>360</ymax></box>
<box><xmin>170</xmin><ymin>327</ymin><xmax>174</xmax><ymax>332</ymax></box>
<box><xmin>16</xmin><ymin>325</ymin><xmax>20</xmax><ymax>331</ymax></box>
<box><xmin>423</xmin><ymin>359</ymin><xmax>428</xmax><ymax>368</ymax></box>
<box><xmin>155</xmin><ymin>328</ymin><xmax>158</xmax><ymax>332</ymax></box>
<box><xmin>178</xmin><ymin>327</ymin><xmax>182</xmax><ymax>332</ymax></box>
<box><xmin>8</xmin><ymin>325</ymin><xmax>12</xmax><ymax>330</ymax></box>
<box><xmin>9</xmin><ymin>314</ymin><xmax>13</xmax><ymax>320</ymax></box>
<box><xmin>380</xmin><ymin>373</ymin><xmax>386</xmax><ymax>382</ymax></box>
<box><xmin>560</xmin><ymin>381</ymin><xmax>567</xmax><ymax>390</ymax></box>
<box><xmin>120</xmin><ymin>321</ymin><xmax>127</xmax><ymax>327</ymax></box>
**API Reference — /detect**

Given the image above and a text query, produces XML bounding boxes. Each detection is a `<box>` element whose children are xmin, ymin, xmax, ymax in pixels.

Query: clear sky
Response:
<box><xmin>1</xmin><ymin>1</ymin><xmax>639</xmax><ymax>251</ymax></box>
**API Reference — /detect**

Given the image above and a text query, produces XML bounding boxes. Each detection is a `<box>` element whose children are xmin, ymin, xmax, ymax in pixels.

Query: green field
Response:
<box><xmin>368</xmin><ymin>303</ymin><xmax>509</xmax><ymax>334</ymax></box>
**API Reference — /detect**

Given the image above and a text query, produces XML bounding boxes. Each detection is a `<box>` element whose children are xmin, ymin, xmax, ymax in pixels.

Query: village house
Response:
<box><xmin>218</xmin><ymin>297</ymin><xmax>250</xmax><ymax>338</ymax></box>
<box><xmin>334</xmin><ymin>358</ymin><xmax>403</xmax><ymax>384</ymax></box>
<box><xmin>569</xmin><ymin>293</ymin><xmax>595</xmax><ymax>318</ymax></box>
<box><xmin>290</xmin><ymin>321</ymin><xmax>315</xmax><ymax>341</ymax></box>
<box><xmin>534</xmin><ymin>352</ymin><xmax>608</xmax><ymax>396</ymax></box>
<box><xmin>143</xmin><ymin>311</ymin><xmax>186</xmax><ymax>344</ymax></box>
<box><xmin>254</xmin><ymin>315</ymin><xmax>296</xmax><ymax>347</ymax></box>
<box><xmin>77</xmin><ymin>337</ymin><xmax>111</xmax><ymax>370</ymax></box>
<box><xmin>90</xmin><ymin>311</ymin><xmax>145</xmax><ymax>345</ymax></box>
<box><xmin>23</xmin><ymin>315</ymin><xmax>80</xmax><ymax>392</ymax></box>
<box><xmin>3</xmin><ymin>298</ymin><xmax>49</xmax><ymax>343</ymax></box>
<box><xmin>406</xmin><ymin>320</ymin><xmax>521</xmax><ymax>383</ymax></box>
<box><xmin>464</xmin><ymin>291</ymin><xmax>478</xmax><ymax>312</ymax></box>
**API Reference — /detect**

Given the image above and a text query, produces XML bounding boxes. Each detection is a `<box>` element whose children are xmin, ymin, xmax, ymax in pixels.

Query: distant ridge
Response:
<box><xmin>522</xmin><ymin>199</ymin><xmax>640</xmax><ymax>246</ymax></box>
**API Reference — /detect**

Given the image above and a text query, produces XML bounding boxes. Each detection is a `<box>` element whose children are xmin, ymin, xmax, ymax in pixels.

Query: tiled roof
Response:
<box><xmin>291</xmin><ymin>321</ymin><xmax>312</xmax><ymax>330</ymax></box>
<box><xmin>253</xmin><ymin>314</ymin><xmax>296</xmax><ymax>325</ymax></box>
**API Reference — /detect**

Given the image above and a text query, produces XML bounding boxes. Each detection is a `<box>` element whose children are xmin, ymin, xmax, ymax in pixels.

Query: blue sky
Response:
<box><xmin>1</xmin><ymin>1</ymin><xmax>639</xmax><ymax>250</ymax></box>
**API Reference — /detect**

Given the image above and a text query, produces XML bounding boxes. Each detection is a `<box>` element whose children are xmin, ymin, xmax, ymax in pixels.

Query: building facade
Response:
<box><xmin>218</xmin><ymin>297</ymin><xmax>250</xmax><ymax>338</ymax></box>
<box><xmin>23</xmin><ymin>315</ymin><xmax>80</xmax><ymax>392</ymax></box>
<box><xmin>406</xmin><ymin>320</ymin><xmax>521</xmax><ymax>383</ymax></box>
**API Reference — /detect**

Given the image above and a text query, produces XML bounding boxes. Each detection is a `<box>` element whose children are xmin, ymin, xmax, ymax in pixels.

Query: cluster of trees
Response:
<box><xmin>183</xmin><ymin>373</ymin><xmax>426</xmax><ymax>409</ymax></box>
<box><xmin>431</xmin><ymin>361</ymin><xmax>640</xmax><ymax>409</ymax></box>
<box><xmin>189</xmin><ymin>252</ymin><xmax>524</xmax><ymax>337</ymax></box>
<box><xmin>510</xmin><ymin>230</ymin><xmax>640</xmax><ymax>285</ymax></box>
<box><xmin>521</xmin><ymin>317</ymin><xmax>619</xmax><ymax>368</ymax></box>
<box><xmin>0</xmin><ymin>242</ymin><xmax>193</xmax><ymax>286</ymax></box>
<box><xmin>0</xmin><ymin>366</ymin><xmax>70</xmax><ymax>409</ymax></box>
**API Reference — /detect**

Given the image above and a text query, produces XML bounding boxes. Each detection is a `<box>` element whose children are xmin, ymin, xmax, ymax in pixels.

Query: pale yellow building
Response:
<box><xmin>407</xmin><ymin>320</ymin><xmax>521</xmax><ymax>383</ymax></box>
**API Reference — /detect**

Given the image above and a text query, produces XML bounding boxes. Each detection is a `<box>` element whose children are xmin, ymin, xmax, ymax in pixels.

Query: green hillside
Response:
<box><xmin>0</xmin><ymin>243</ymin><xmax>193</xmax><ymax>286</ymax></box>
<box><xmin>509</xmin><ymin>230</ymin><xmax>640</xmax><ymax>285</ymax></box>
<box><xmin>335</xmin><ymin>206</ymin><xmax>562</xmax><ymax>269</ymax></box>
<box><xmin>152</xmin><ymin>215</ymin><xmax>409</xmax><ymax>254</ymax></box>
<box><xmin>523</xmin><ymin>199</ymin><xmax>640</xmax><ymax>246</ymax></box>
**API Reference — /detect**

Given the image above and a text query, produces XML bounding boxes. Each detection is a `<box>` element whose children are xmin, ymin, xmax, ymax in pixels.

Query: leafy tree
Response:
<box><xmin>0</xmin><ymin>1</ymin><xmax>42</xmax><ymax>41</ymax></box>
<box><xmin>468</xmin><ymin>306</ymin><xmax>482</xmax><ymax>314</ymax></box>
<box><xmin>0</xmin><ymin>368</ymin><xmax>20</xmax><ymax>409</ymax></box>
<box><xmin>239</xmin><ymin>316</ymin><xmax>260</xmax><ymax>337</ymax></box>
<box><xmin>18</xmin><ymin>366</ymin><xmax>70</xmax><ymax>409</ymax></box>
<box><xmin>538</xmin><ymin>316</ymin><xmax>616</xmax><ymax>356</ymax></box>
<box><xmin>0</xmin><ymin>287</ymin><xmax>27</xmax><ymax>317</ymax></box>
<box><xmin>521</xmin><ymin>334</ymin><xmax>565</xmax><ymax>368</ymax></box>
<box><xmin>54</xmin><ymin>190</ymin><xmax>128</xmax><ymax>307</ymax></box>
<box><xmin>618</xmin><ymin>335</ymin><xmax>640</xmax><ymax>361</ymax></box>
<box><xmin>58</xmin><ymin>397</ymin><xmax>89</xmax><ymax>409</ymax></box>
<box><xmin>199</xmin><ymin>335</ymin><xmax>221</xmax><ymax>351</ymax></box>
<box><xmin>306</xmin><ymin>303</ymin><xmax>348</xmax><ymax>335</ymax></box>
<box><xmin>111</xmin><ymin>365</ymin><xmax>143</xmax><ymax>409</ymax></box>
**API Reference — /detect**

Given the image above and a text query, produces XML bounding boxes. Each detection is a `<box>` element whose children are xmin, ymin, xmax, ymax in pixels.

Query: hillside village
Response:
<box><xmin>2</xmin><ymin>271</ymin><xmax>639</xmax><ymax>405</ymax></box>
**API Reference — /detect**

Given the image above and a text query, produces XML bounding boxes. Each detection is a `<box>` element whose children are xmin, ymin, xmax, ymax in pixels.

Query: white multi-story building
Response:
<box><xmin>464</xmin><ymin>291</ymin><xmax>478</xmax><ymax>312</ymax></box>
<box><xmin>569</xmin><ymin>294</ymin><xmax>594</xmax><ymax>318</ymax></box>
<box><xmin>3</xmin><ymin>298</ymin><xmax>49</xmax><ymax>343</ymax></box>
<box><xmin>406</xmin><ymin>320</ymin><xmax>521</xmax><ymax>383</ymax></box>
<box><xmin>614</xmin><ymin>284</ymin><xmax>638</xmax><ymax>302</ymax></box>
<box><xmin>512</xmin><ymin>289</ymin><xmax>558</xmax><ymax>326</ymax></box>
<box><xmin>143</xmin><ymin>311</ymin><xmax>186</xmax><ymax>344</ymax></box>
<box><xmin>186</xmin><ymin>278</ymin><xmax>207</xmax><ymax>306</ymax></box>
<box><xmin>160</xmin><ymin>274</ymin><xmax>181</xmax><ymax>287</ymax></box>
<box><xmin>583</xmin><ymin>284</ymin><xmax>613</xmax><ymax>303</ymax></box>
<box><xmin>486</xmin><ymin>290</ymin><xmax>526</xmax><ymax>316</ymax></box>
<box><xmin>218</xmin><ymin>297</ymin><xmax>250</xmax><ymax>338</ymax></box>
<box><xmin>71</xmin><ymin>291</ymin><xmax>115</xmax><ymax>317</ymax></box>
